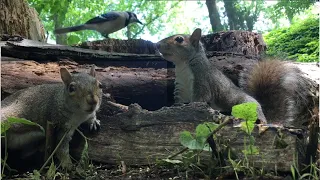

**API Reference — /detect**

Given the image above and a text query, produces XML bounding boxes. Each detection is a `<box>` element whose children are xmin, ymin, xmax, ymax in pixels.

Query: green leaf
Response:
<box><xmin>31</xmin><ymin>170</ymin><xmax>42</xmax><ymax>180</ymax></box>
<box><xmin>180</xmin><ymin>131</ymin><xmax>195</xmax><ymax>148</ymax></box>
<box><xmin>1</xmin><ymin>121</ymin><xmax>11</xmax><ymax>135</ymax></box>
<box><xmin>242</xmin><ymin>145</ymin><xmax>259</xmax><ymax>155</ymax></box>
<box><xmin>67</xmin><ymin>34</ymin><xmax>81</xmax><ymax>45</ymax></box>
<box><xmin>7</xmin><ymin>117</ymin><xmax>45</xmax><ymax>132</ymax></box>
<box><xmin>231</xmin><ymin>102</ymin><xmax>258</xmax><ymax>123</ymax></box>
<box><xmin>195</xmin><ymin>124</ymin><xmax>210</xmax><ymax>144</ymax></box>
<box><xmin>1</xmin><ymin>117</ymin><xmax>44</xmax><ymax>135</ymax></box>
<box><xmin>240</xmin><ymin>121</ymin><xmax>254</xmax><ymax>134</ymax></box>
<box><xmin>180</xmin><ymin>130</ymin><xmax>208</xmax><ymax>150</ymax></box>
<box><xmin>45</xmin><ymin>160</ymin><xmax>56</xmax><ymax>180</ymax></box>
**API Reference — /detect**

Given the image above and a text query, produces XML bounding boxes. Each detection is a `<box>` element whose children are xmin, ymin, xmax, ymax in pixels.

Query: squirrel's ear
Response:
<box><xmin>60</xmin><ymin>68</ymin><xmax>72</xmax><ymax>85</ymax></box>
<box><xmin>89</xmin><ymin>65</ymin><xmax>96</xmax><ymax>77</ymax></box>
<box><xmin>190</xmin><ymin>28</ymin><xmax>202</xmax><ymax>49</ymax></box>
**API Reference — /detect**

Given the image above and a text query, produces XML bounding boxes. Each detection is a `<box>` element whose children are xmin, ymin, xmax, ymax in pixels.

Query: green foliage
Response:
<box><xmin>1</xmin><ymin>117</ymin><xmax>45</xmax><ymax>135</ymax></box>
<box><xmin>180</xmin><ymin>122</ymin><xmax>218</xmax><ymax>151</ymax></box>
<box><xmin>30</xmin><ymin>170</ymin><xmax>42</xmax><ymax>180</ymax></box>
<box><xmin>265</xmin><ymin>0</ymin><xmax>314</xmax><ymax>24</ymax></box>
<box><xmin>27</xmin><ymin>0</ymin><xmax>184</xmax><ymax>44</ymax></box>
<box><xmin>264</xmin><ymin>14</ymin><xmax>319</xmax><ymax>62</ymax></box>
<box><xmin>231</xmin><ymin>102</ymin><xmax>257</xmax><ymax>134</ymax></box>
<box><xmin>1</xmin><ymin>117</ymin><xmax>45</xmax><ymax>177</ymax></box>
<box><xmin>231</xmin><ymin>102</ymin><xmax>259</xmax><ymax>155</ymax></box>
<box><xmin>46</xmin><ymin>160</ymin><xmax>57</xmax><ymax>180</ymax></box>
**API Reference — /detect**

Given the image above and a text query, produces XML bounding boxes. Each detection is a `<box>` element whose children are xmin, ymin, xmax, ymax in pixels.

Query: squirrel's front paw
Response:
<box><xmin>88</xmin><ymin>118</ymin><xmax>101</xmax><ymax>131</ymax></box>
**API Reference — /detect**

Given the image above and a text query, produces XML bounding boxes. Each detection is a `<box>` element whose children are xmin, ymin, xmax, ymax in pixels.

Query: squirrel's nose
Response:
<box><xmin>87</xmin><ymin>94</ymin><xmax>98</xmax><ymax>106</ymax></box>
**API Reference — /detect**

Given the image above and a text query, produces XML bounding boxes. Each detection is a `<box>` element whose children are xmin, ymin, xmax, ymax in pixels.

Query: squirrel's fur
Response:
<box><xmin>1</xmin><ymin>66</ymin><xmax>102</xmax><ymax>169</ymax></box>
<box><xmin>239</xmin><ymin>60</ymin><xmax>315</xmax><ymax>127</ymax></box>
<box><xmin>156</xmin><ymin>28</ymin><xmax>316</xmax><ymax>127</ymax></box>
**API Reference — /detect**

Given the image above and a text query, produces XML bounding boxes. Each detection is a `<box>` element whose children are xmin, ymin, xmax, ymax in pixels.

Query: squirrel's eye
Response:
<box><xmin>174</xmin><ymin>36</ymin><xmax>184</xmax><ymax>43</ymax></box>
<box><xmin>98</xmin><ymin>82</ymin><xmax>103</xmax><ymax>89</ymax></box>
<box><xmin>68</xmin><ymin>84</ymin><xmax>76</xmax><ymax>93</ymax></box>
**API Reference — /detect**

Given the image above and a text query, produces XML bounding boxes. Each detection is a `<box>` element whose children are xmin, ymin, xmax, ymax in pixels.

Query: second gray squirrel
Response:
<box><xmin>1</xmin><ymin>66</ymin><xmax>103</xmax><ymax>170</ymax></box>
<box><xmin>155</xmin><ymin>28</ymin><xmax>315</xmax><ymax>127</ymax></box>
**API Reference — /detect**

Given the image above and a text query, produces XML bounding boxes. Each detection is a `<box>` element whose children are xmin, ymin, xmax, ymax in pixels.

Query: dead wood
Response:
<box><xmin>70</xmin><ymin>102</ymin><xmax>307</xmax><ymax>172</ymax></box>
<box><xmin>0</xmin><ymin>0</ymin><xmax>45</xmax><ymax>42</ymax></box>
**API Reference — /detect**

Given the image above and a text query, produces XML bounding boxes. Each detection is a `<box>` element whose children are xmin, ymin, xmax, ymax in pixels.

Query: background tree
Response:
<box><xmin>264</xmin><ymin>0</ymin><xmax>315</xmax><ymax>26</ymax></box>
<box><xmin>205</xmin><ymin>0</ymin><xmax>224</xmax><ymax>32</ymax></box>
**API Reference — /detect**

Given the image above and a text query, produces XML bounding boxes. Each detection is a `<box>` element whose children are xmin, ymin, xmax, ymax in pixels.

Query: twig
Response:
<box><xmin>206</xmin><ymin>117</ymin><xmax>233</xmax><ymax>139</ymax></box>
<box><xmin>167</xmin><ymin>147</ymin><xmax>189</xmax><ymax>160</ymax></box>
<box><xmin>106</xmin><ymin>101</ymin><xmax>129</xmax><ymax>111</ymax></box>
<box><xmin>39</xmin><ymin>130</ymin><xmax>69</xmax><ymax>173</ymax></box>
<box><xmin>1</xmin><ymin>133</ymin><xmax>8</xmax><ymax>175</ymax></box>
<box><xmin>44</xmin><ymin>121</ymin><xmax>54</xmax><ymax>162</ymax></box>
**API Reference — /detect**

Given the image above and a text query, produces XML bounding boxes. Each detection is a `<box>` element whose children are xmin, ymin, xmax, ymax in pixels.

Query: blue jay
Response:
<box><xmin>54</xmin><ymin>11</ymin><xmax>142</xmax><ymax>38</ymax></box>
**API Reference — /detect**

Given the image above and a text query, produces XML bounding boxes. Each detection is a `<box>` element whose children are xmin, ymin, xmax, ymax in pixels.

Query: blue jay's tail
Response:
<box><xmin>54</xmin><ymin>25</ymin><xmax>86</xmax><ymax>34</ymax></box>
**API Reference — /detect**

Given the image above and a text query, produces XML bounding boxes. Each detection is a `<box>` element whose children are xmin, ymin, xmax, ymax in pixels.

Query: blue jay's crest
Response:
<box><xmin>125</xmin><ymin>11</ymin><xmax>142</xmax><ymax>26</ymax></box>
<box><xmin>86</xmin><ymin>12</ymin><xmax>120</xmax><ymax>24</ymax></box>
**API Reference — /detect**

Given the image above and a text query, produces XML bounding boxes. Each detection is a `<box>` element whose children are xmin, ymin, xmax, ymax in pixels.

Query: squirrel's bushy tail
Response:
<box><xmin>240</xmin><ymin>60</ymin><xmax>318</xmax><ymax>128</ymax></box>
<box><xmin>54</xmin><ymin>25</ymin><xmax>86</xmax><ymax>34</ymax></box>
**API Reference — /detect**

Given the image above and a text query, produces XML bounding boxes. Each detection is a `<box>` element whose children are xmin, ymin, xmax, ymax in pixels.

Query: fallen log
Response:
<box><xmin>70</xmin><ymin>102</ymin><xmax>308</xmax><ymax>172</ymax></box>
<box><xmin>2</xmin><ymin>58</ymin><xmax>319</xmax><ymax>110</ymax></box>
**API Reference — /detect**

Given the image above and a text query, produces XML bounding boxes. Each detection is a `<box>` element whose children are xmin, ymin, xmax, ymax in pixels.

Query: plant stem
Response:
<box><xmin>39</xmin><ymin>130</ymin><xmax>69</xmax><ymax>173</ymax></box>
<box><xmin>167</xmin><ymin>147</ymin><xmax>188</xmax><ymax>159</ymax></box>
<box><xmin>1</xmin><ymin>133</ymin><xmax>8</xmax><ymax>175</ymax></box>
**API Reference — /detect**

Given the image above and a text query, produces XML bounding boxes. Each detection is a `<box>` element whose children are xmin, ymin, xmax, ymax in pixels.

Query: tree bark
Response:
<box><xmin>223</xmin><ymin>0</ymin><xmax>238</xmax><ymax>30</ymax></box>
<box><xmin>0</xmin><ymin>0</ymin><xmax>45</xmax><ymax>42</ymax></box>
<box><xmin>205</xmin><ymin>0</ymin><xmax>224</xmax><ymax>32</ymax></box>
<box><xmin>68</xmin><ymin>102</ymin><xmax>309</xmax><ymax>172</ymax></box>
<box><xmin>54</xmin><ymin>0</ymin><xmax>72</xmax><ymax>45</ymax></box>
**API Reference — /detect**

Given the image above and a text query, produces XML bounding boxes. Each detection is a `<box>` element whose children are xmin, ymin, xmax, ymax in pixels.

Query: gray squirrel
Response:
<box><xmin>155</xmin><ymin>28</ymin><xmax>315</xmax><ymax>127</ymax></box>
<box><xmin>1</xmin><ymin>66</ymin><xmax>102</xmax><ymax>170</ymax></box>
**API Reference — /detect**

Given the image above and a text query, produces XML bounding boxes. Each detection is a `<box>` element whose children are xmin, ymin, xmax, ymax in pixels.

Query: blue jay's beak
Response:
<box><xmin>137</xmin><ymin>19</ymin><xmax>143</xmax><ymax>25</ymax></box>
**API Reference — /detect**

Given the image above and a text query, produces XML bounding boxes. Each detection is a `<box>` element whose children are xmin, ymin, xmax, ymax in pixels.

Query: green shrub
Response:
<box><xmin>264</xmin><ymin>15</ymin><xmax>319</xmax><ymax>62</ymax></box>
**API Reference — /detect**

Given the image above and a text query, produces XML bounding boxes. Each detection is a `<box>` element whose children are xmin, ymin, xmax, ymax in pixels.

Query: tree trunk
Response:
<box><xmin>126</xmin><ymin>26</ymin><xmax>132</xmax><ymax>39</ymax></box>
<box><xmin>205</xmin><ymin>0</ymin><xmax>224</xmax><ymax>32</ymax></box>
<box><xmin>54</xmin><ymin>0</ymin><xmax>72</xmax><ymax>45</ymax></box>
<box><xmin>0</xmin><ymin>0</ymin><xmax>45</xmax><ymax>42</ymax></box>
<box><xmin>223</xmin><ymin>0</ymin><xmax>238</xmax><ymax>30</ymax></box>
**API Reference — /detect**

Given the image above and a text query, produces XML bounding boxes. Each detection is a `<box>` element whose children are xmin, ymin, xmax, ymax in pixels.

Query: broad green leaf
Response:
<box><xmin>204</xmin><ymin>122</ymin><xmax>218</xmax><ymax>132</ymax></box>
<box><xmin>67</xmin><ymin>34</ymin><xmax>81</xmax><ymax>45</ymax></box>
<box><xmin>231</xmin><ymin>102</ymin><xmax>258</xmax><ymax>123</ymax></box>
<box><xmin>180</xmin><ymin>131</ymin><xmax>195</xmax><ymax>148</ymax></box>
<box><xmin>180</xmin><ymin>131</ymin><xmax>207</xmax><ymax>150</ymax></box>
<box><xmin>195</xmin><ymin>124</ymin><xmax>210</xmax><ymax>140</ymax></box>
<box><xmin>240</xmin><ymin>121</ymin><xmax>254</xmax><ymax>134</ymax></box>
<box><xmin>6</xmin><ymin>117</ymin><xmax>45</xmax><ymax>133</ymax></box>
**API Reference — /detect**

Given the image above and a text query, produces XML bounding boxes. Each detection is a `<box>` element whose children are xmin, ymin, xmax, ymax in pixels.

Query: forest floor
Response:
<box><xmin>4</xmin><ymin>163</ymin><xmax>294</xmax><ymax>180</ymax></box>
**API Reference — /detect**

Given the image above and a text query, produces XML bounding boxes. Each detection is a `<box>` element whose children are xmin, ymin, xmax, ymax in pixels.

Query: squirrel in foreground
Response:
<box><xmin>1</xmin><ymin>66</ymin><xmax>103</xmax><ymax>170</ymax></box>
<box><xmin>155</xmin><ymin>28</ymin><xmax>315</xmax><ymax>127</ymax></box>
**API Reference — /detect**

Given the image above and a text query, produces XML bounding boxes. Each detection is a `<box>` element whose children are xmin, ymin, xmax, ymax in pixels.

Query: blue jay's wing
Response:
<box><xmin>85</xmin><ymin>12</ymin><xmax>120</xmax><ymax>24</ymax></box>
